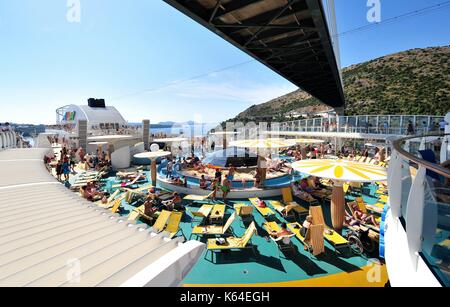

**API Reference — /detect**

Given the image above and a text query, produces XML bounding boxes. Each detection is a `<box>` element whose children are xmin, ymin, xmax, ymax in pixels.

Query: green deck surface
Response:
<box><xmin>97</xmin><ymin>171</ymin><xmax>386</xmax><ymax>286</ymax></box>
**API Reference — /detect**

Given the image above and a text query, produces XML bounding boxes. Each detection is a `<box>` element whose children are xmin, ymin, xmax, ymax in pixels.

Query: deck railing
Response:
<box><xmin>387</xmin><ymin>132</ymin><xmax>450</xmax><ymax>286</ymax></box>
<box><xmin>278</xmin><ymin>115</ymin><xmax>445</xmax><ymax>136</ymax></box>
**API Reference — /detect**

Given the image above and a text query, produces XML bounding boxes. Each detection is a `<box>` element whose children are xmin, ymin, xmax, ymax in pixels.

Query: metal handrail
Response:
<box><xmin>392</xmin><ymin>132</ymin><xmax>450</xmax><ymax>179</ymax></box>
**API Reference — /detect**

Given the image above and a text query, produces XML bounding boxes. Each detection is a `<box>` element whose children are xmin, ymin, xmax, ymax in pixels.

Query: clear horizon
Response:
<box><xmin>1</xmin><ymin>0</ymin><xmax>449</xmax><ymax>125</ymax></box>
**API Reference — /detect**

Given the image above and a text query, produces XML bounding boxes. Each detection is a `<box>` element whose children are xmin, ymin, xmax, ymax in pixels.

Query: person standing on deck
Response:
<box><xmin>440</xmin><ymin>118</ymin><xmax>448</xmax><ymax>132</ymax></box>
<box><xmin>62</xmin><ymin>157</ymin><xmax>71</xmax><ymax>181</ymax></box>
<box><xmin>407</xmin><ymin>120</ymin><xmax>415</xmax><ymax>135</ymax></box>
<box><xmin>166</xmin><ymin>160</ymin><xmax>173</xmax><ymax>178</ymax></box>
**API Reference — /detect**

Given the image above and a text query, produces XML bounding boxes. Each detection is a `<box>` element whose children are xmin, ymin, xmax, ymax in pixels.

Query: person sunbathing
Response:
<box><xmin>300</xmin><ymin>178</ymin><xmax>313</xmax><ymax>193</ymax></box>
<box><xmin>143</xmin><ymin>196</ymin><xmax>158</xmax><ymax>217</ymax></box>
<box><xmin>172</xmin><ymin>177</ymin><xmax>182</xmax><ymax>185</ymax></box>
<box><xmin>194</xmin><ymin>162</ymin><xmax>207</xmax><ymax>173</ymax></box>
<box><xmin>257</xmin><ymin>199</ymin><xmax>267</xmax><ymax>208</ymax></box>
<box><xmin>292</xmin><ymin>182</ymin><xmax>315</xmax><ymax>202</ymax></box>
<box><xmin>344</xmin><ymin>211</ymin><xmax>360</xmax><ymax>227</ymax></box>
<box><xmin>162</xmin><ymin>192</ymin><xmax>183</xmax><ymax>211</ymax></box>
<box><xmin>269</xmin><ymin>223</ymin><xmax>293</xmax><ymax>239</ymax></box>
<box><xmin>350</xmin><ymin>202</ymin><xmax>379</xmax><ymax>226</ymax></box>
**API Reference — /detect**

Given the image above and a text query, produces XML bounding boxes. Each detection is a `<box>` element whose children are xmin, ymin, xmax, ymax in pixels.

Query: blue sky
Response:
<box><xmin>0</xmin><ymin>0</ymin><xmax>449</xmax><ymax>124</ymax></box>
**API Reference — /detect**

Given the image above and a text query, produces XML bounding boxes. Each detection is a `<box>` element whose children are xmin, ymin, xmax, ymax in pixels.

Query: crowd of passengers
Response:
<box><xmin>44</xmin><ymin>143</ymin><xmax>111</xmax><ymax>183</ymax></box>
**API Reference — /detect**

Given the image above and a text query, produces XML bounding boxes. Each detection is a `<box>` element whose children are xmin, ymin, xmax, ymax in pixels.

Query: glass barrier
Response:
<box><xmin>391</xmin><ymin>133</ymin><xmax>450</xmax><ymax>286</ymax></box>
<box><xmin>279</xmin><ymin>115</ymin><xmax>444</xmax><ymax>137</ymax></box>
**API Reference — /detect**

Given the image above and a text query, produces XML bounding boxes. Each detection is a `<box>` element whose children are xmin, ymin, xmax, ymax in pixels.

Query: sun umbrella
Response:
<box><xmin>134</xmin><ymin>151</ymin><xmax>171</xmax><ymax>186</ymax></box>
<box><xmin>291</xmin><ymin>159</ymin><xmax>387</xmax><ymax>230</ymax></box>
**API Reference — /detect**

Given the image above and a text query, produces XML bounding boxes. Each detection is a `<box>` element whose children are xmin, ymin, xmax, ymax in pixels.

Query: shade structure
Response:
<box><xmin>209</xmin><ymin>131</ymin><xmax>240</xmax><ymax>136</ymax></box>
<box><xmin>292</xmin><ymin>138</ymin><xmax>325</xmax><ymax>144</ymax></box>
<box><xmin>291</xmin><ymin>159</ymin><xmax>387</xmax><ymax>230</ymax></box>
<box><xmin>209</xmin><ymin>131</ymin><xmax>240</xmax><ymax>149</ymax></box>
<box><xmin>203</xmin><ymin>148</ymin><xmax>257</xmax><ymax>168</ymax></box>
<box><xmin>89</xmin><ymin>141</ymin><xmax>109</xmax><ymax>145</ymax></box>
<box><xmin>153</xmin><ymin>137</ymin><xmax>188</xmax><ymax>143</ymax></box>
<box><xmin>264</xmin><ymin>131</ymin><xmax>329</xmax><ymax>138</ymax></box>
<box><xmin>87</xmin><ymin>135</ymin><xmax>134</xmax><ymax>141</ymax></box>
<box><xmin>134</xmin><ymin>151</ymin><xmax>172</xmax><ymax>186</ymax></box>
<box><xmin>229</xmin><ymin>138</ymin><xmax>297</xmax><ymax>149</ymax></box>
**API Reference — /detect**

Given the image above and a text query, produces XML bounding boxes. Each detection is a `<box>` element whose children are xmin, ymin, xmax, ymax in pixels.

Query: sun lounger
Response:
<box><xmin>209</xmin><ymin>204</ymin><xmax>226</xmax><ymax>223</ymax></box>
<box><xmin>110</xmin><ymin>194</ymin><xmax>128</xmax><ymax>213</ymax></box>
<box><xmin>263</xmin><ymin>221</ymin><xmax>295</xmax><ymax>254</ymax></box>
<box><xmin>165</xmin><ymin>211</ymin><xmax>183</xmax><ymax>239</ymax></box>
<box><xmin>183</xmin><ymin>191</ymin><xmax>214</xmax><ymax>201</ymax></box>
<box><xmin>96</xmin><ymin>190</ymin><xmax>121</xmax><ymax>208</ymax></box>
<box><xmin>287</xmin><ymin>223</ymin><xmax>325</xmax><ymax>257</ymax></box>
<box><xmin>269</xmin><ymin>200</ymin><xmax>307</xmax><ymax>220</ymax></box>
<box><xmin>309</xmin><ymin>205</ymin><xmax>349</xmax><ymax>252</ymax></box>
<box><xmin>310</xmin><ymin>189</ymin><xmax>332</xmax><ymax>202</ymax></box>
<box><xmin>282</xmin><ymin>187</ymin><xmax>294</xmax><ymax>203</ymax></box>
<box><xmin>233</xmin><ymin>204</ymin><xmax>253</xmax><ymax>224</ymax></box>
<box><xmin>191</xmin><ymin>212</ymin><xmax>236</xmax><ymax>239</ymax></box>
<box><xmin>346</xmin><ymin>201</ymin><xmax>381</xmax><ymax>231</ymax></box>
<box><xmin>205</xmin><ymin>222</ymin><xmax>257</xmax><ymax>262</ymax></box>
<box><xmin>190</xmin><ymin>205</ymin><xmax>214</xmax><ymax>225</ymax></box>
<box><xmin>127</xmin><ymin>205</ymin><xmax>145</xmax><ymax>222</ymax></box>
<box><xmin>150</xmin><ymin>210</ymin><xmax>172</xmax><ymax>233</ymax></box>
<box><xmin>249</xmin><ymin>198</ymin><xmax>275</xmax><ymax>218</ymax></box>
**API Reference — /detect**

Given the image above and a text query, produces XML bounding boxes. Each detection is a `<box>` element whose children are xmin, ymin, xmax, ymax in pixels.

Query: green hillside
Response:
<box><xmin>231</xmin><ymin>46</ymin><xmax>449</xmax><ymax>122</ymax></box>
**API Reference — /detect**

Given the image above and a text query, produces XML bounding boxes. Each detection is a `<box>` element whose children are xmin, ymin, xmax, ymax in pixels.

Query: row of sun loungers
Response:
<box><xmin>185</xmin><ymin>185</ymin><xmax>379</xmax><ymax>260</ymax></box>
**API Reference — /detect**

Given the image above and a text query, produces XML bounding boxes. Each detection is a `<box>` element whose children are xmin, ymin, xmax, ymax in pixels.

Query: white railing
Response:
<box><xmin>0</xmin><ymin>129</ymin><xmax>18</xmax><ymax>150</ymax></box>
<box><xmin>278</xmin><ymin>115</ymin><xmax>445</xmax><ymax>136</ymax></box>
<box><xmin>386</xmin><ymin>132</ymin><xmax>450</xmax><ymax>286</ymax></box>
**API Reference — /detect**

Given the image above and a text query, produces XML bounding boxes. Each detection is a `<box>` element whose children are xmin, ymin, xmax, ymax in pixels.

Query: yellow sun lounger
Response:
<box><xmin>249</xmin><ymin>198</ymin><xmax>275</xmax><ymax>218</ymax></box>
<box><xmin>151</xmin><ymin>210</ymin><xmax>172</xmax><ymax>233</ymax></box>
<box><xmin>281</xmin><ymin>187</ymin><xmax>294</xmax><ymax>203</ymax></box>
<box><xmin>287</xmin><ymin>223</ymin><xmax>325</xmax><ymax>257</ymax></box>
<box><xmin>128</xmin><ymin>205</ymin><xmax>143</xmax><ymax>222</ymax></box>
<box><xmin>263</xmin><ymin>221</ymin><xmax>295</xmax><ymax>253</ymax></box>
<box><xmin>209</xmin><ymin>204</ymin><xmax>226</xmax><ymax>223</ymax></box>
<box><xmin>309</xmin><ymin>206</ymin><xmax>349</xmax><ymax>251</ymax></box>
<box><xmin>191</xmin><ymin>212</ymin><xmax>236</xmax><ymax>238</ymax></box>
<box><xmin>206</xmin><ymin>222</ymin><xmax>257</xmax><ymax>261</ymax></box>
<box><xmin>347</xmin><ymin>202</ymin><xmax>381</xmax><ymax>230</ymax></box>
<box><xmin>110</xmin><ymin>194</ymin><xmax>128</xmax><ymax>213</ymax></box>
<box><xmin>184</xmin><ymin>191</ymin><xmax>215</xmax><ymax>201</ymax></box>
<box><xmin>190</xmin><ymin>204</ymin><xmax>214</xmax><ymax>225</ymax></box>
<box><xmin>378</xmin><ymin>195</ymin><xmax>389</xmax><ymax>203</ymax></box>
<box><xmin>269</xmin><ymin>200</ymin><xmax>308</xmax><ymax>219</ymax></box>
<box><xmin>96</xmin><ymin>190</ymin><xmax>121</xmax><ymax>208</ymax></box>
<box><xmin>165</xmin><ymin>211</ymin><xmax>183</xmax><ymax>239</ymax></box>
<box><xmin>282</xmin><ymin>187</ymin><xmax>318</xmax><ymax>207</ymax></box>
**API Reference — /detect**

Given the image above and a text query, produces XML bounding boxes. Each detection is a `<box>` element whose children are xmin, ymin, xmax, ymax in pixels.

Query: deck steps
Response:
<box><xmin>0</xmin><ymin>148</ymin><xmax>205</xmax><ymax>287</ymax></box>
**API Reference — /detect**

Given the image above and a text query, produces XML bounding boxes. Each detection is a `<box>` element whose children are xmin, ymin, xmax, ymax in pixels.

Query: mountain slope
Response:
<box><xmin>232</xmin><ymin>46</ymin><xmax>449</xmax><ymax>121</ymax></box>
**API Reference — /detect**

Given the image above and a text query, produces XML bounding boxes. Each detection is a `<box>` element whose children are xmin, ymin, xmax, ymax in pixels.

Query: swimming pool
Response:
<box><xmin>157</xmin><ymin>159</ymin><xmax>304</xmax><ymax>189</ymax></box>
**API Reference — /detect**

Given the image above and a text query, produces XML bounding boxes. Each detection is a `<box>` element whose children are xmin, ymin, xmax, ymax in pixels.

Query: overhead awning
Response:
<box><xmin>164</xmin><ymin>0</ymin><xmax>345</xmax><ymax>108</ymax></box>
